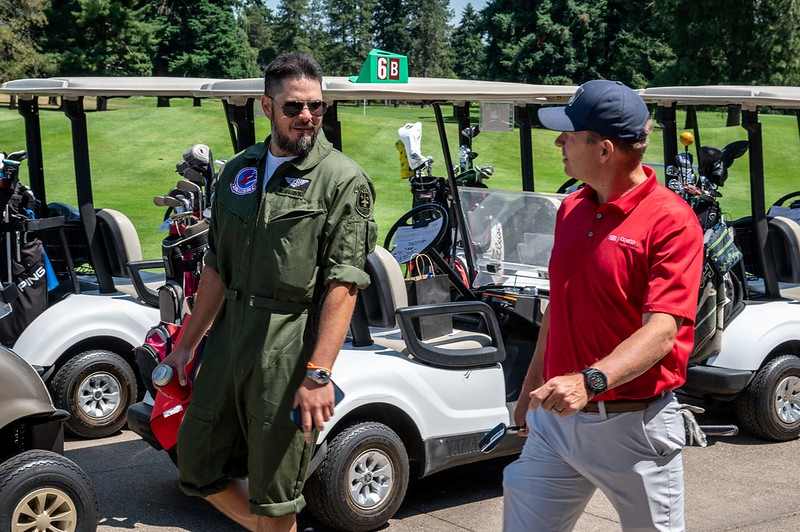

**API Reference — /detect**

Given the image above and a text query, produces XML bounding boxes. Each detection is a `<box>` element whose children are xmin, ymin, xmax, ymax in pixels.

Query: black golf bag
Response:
<box><xmin>666</xmin><ymin>141</ymin><xmax>748</xmax><ymax>363</ymax></box>
<box><xmin>0</xmin><ymin>155</ymin><xmax>49</xmax><ymax>346</ymax></box>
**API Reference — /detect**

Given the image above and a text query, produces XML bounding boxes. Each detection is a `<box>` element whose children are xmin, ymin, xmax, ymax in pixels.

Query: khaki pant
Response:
<box><xmin>503</xmin><ymin>393</ymin><xmax>686</xmax><ymax>531</ymax></box>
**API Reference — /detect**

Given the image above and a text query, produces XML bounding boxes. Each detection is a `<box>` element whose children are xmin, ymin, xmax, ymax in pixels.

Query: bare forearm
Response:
<box><xmin>175</xmin><ymin>266</ymin><xmax>225</xmax><ymax>351</ymax></box>
<box><xmin>309</xmin><ymin>281</ymin><xmax>358</xmax><ymax>370</ymax></box>
<box><xmin>593</xmin><ymin>313</ymin><xmax>679</xmax><ymax>391</ymax></box>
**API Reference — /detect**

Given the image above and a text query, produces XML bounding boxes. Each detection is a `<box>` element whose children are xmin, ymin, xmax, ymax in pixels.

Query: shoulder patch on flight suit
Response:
<box><xmin>355</xmin><ymin>182</ymin><xmax>372</xmax><ymax>218</ymax></box>
<box><xmin>231</xmin><ymin>167</ymin><xmax>258</xmax><ymax>195</ymax></box>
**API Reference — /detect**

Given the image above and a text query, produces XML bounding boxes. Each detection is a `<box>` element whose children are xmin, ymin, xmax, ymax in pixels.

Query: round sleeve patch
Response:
<box><xmin>355</xmin><ymin>182</ymin><xmax>373</xmax><ymax>218</ymax></box>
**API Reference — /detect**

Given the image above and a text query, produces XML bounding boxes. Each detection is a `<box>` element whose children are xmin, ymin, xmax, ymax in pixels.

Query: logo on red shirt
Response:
<box><xmin>608</xmin><ymin>234</ymin><xmax>639</xmax><ymax>248</ymax></box>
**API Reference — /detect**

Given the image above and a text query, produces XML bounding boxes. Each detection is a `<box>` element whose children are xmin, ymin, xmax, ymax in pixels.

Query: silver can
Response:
<box><xmin>151</xmin><ymin>363</ymin><xmax>174</xmax><ymax>388</ymax></box>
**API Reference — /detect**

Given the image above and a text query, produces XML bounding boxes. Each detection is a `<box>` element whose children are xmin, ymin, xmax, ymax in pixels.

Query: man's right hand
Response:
<box><xmin>513</xmin><ymin>394</ymin><xmax>531</xmax><ymax>437</ymax></box>
<box><xmin>162</xmin><ymin>345</ymin><xmax>195</xmax><ymax>386</ymax></box>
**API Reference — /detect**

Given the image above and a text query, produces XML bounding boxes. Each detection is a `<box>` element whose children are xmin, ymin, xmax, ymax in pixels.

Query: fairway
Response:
<box><xmin>1</xmin><ymin>98</ymin><xmax>798</xmax><ymax>259</ymax></box>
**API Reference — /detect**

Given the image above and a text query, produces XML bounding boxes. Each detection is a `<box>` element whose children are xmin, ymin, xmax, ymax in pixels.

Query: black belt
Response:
<box><xmin>224</xmin><ymin>289</ymin><xmax>309</xmax><ymax>314</ymax></box>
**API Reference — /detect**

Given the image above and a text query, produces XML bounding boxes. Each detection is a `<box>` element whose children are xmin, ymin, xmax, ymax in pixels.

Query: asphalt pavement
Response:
<box><xmin>65</xmin><ymin>411</ymin><xmax>800</xmax><ymax>532</ymax></box>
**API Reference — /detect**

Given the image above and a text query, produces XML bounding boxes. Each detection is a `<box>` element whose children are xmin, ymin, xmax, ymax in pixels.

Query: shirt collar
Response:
<box><xmin>576</xmin><ymin>165</ymin><xmax>658</xmax><ymax>215</ymax></box>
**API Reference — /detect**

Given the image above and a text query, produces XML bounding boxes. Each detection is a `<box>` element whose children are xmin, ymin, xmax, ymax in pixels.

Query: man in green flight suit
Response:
<box><xmin>163</xmin><ymin>52</ymin><xmax>377</xmax><ymax>532</ymax></box>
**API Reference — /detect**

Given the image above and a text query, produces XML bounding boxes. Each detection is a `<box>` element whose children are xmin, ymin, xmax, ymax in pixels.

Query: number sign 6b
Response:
<box><xmin>377</xmin><ymin>57</ymin><xmax>401</xmax><ymax>80</ymax></box>
<box><xmin>350</xmin><ymin>49</ymin><xmax>408</xmax><ymax>84</ymax></box>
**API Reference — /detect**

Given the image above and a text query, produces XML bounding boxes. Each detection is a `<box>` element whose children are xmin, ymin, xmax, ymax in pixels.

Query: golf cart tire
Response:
<box><xmin>736</xmin><ymin>354</ymin><xmax>800</xmax><ymax>441</ymax></box>
<box><xmin>0</xmin><ymin>450</ymin><xmax>98</xmax><ymax>532</ymax></box>
<box><xmin>52</xmin><ymin>350</ymin><xmax>137</xmax><ymax>439</ymax></box>
<box><xmin>305</xmin><ymin>422</ymin><xmax>409</xmax><ymax>532</ymax></box>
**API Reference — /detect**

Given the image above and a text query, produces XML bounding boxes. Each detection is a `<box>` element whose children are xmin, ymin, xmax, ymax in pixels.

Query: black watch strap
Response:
<box><xmin>581</xmin><ymin>368</ymin><xmax>608</xmax><ymax>395</ymax></box>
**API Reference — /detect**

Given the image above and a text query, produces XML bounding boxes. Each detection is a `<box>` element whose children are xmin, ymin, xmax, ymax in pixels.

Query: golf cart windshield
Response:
<box><xmin>459</xmin><ymin>187</ymin><xmax>561</xmax><ymax>288</ymax></box>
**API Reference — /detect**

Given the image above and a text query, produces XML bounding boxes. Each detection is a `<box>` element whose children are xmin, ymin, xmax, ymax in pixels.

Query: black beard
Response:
<box><xmin>273</xmin><ymin>126</ymin><xmax>317</xmax><ymax>157</ymax></box>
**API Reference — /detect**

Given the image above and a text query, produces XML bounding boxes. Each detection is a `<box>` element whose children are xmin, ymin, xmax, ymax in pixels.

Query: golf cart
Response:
<box><xmin>640</xmin><ymin>86</ymin><xmax>800</xmax><ymax>441</ymax></box>
<box><xmin>121</xmin><ymin>75</ymin><xmax>575</xmax><ymax>531</ymax></box>
<box><xmin>0</xmin><ymin>346</ymin><xmax>98</xmax><ymax>531</ymax></box>
<box><xmin>0</xmin><ymin>78</ymin><xmax>220</xmax><ymax>438</ymax></box>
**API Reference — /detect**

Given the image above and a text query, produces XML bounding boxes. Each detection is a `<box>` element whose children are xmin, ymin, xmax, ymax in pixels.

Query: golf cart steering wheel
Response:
<box><xmin>384</xmin><ymin>203</ymin><xmax>477</xmax><ymax>300</ymax></box>
<box><xmin>384</xmin><ymin>203</ymin><xmax>449</xmax><ymax>264</ymax></box>
<box><xmin>773</xmin><ymin>191</ymin><xmax>800</xmax><ymax>209</ymax></box>
<box><xmin>556</xmin><ymin>178</ymin><xmax>582</xmax><ymax>194</ymax></box>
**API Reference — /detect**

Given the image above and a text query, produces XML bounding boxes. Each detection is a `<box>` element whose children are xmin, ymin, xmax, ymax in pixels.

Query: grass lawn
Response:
<box><xmin>1</xmin><ymin>97</ymin><xmax>799</xmax><ymax>259</ymax></box>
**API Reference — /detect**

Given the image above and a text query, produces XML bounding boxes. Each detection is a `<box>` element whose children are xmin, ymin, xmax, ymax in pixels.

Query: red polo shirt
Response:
<box><xmin>543</xmin><ymin>166</ymin><xmax>703</xmax><ymax>401</ymax></box>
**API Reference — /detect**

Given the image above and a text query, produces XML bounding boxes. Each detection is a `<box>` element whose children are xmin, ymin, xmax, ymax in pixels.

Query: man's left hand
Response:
<box><xmin>529</xmin><ymin>374</ymin><xmax>590</xmax><ymax>416</ymax></box>
<box><xmin>293</xmin><ymin>379</ymin><xmax>334</xmax><ymax>436</ymax></box>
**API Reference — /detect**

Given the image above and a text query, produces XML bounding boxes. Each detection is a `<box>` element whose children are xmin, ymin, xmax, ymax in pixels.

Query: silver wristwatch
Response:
<box><xmin>305</xmin><ymin>367</ymin><xmax>331</xmax><ymax>385</ymax></box>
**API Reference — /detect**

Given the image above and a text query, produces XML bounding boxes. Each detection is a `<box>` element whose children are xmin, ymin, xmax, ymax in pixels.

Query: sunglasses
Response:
<box><xmin>276</xmin><ymin>99</ymin><xmax>327</xmax><ymax>118</ymax></box>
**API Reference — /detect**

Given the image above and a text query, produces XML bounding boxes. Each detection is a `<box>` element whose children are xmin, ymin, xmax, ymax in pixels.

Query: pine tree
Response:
<box><xmin>451</xmin><ymin>3</ymin><xmax>486</xmax><ymax>80</ymax></box>
<box><xmin>273</xmin><ymin>0</ymin><xmax>312</xmax><ymax>55</ymax></box>
<box><xmin>372</xmin><ymin>0</ymin><xmax>413</xmax><ymax>56</ymax></box>
<box><xmin>239</xmin><ymin>0</ymin><xmax>278</xmax><ymax>71</ymax></box>
<box><xmin>0</xmin><ymin>0</ymin><xmax>54</xmax><ymax>81</ymax></box>
<box><xmin>42</xmin><ymin>0</ymin><xmax>154</xmax><ymax>76</ymax></box>
<box><xmin>146</xmin><ymin>0</ymin><xmax>258</xmax><ymax>78</ymax></box>
<box><xmin>407</xmin><ymin>0</ymin><xmax>453</xmax><ymax>77</ymax></box>
<box><xmin>660</xmin><ymin>0</ymin><xmax>800</xmax><ymax>85</ymax></box>
<box><xmin>325</xmin><ymin>0</ymin><xmax>377</xmax><ymax>76</ymax></box>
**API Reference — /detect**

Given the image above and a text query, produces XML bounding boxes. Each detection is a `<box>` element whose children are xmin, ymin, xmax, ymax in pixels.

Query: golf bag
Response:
<box><xmin>0</xmin><ymin>152</ymin><xmax>52</xmax><ymax>346</ymax></box>
<box><xmin>135</xmin><ymin>144</ymin><xmax>218</xmax><ymax>452</ymax></box>
<box><xmin>666</xmin><ymin>141</ymin><xmax>748</xmax><ymax>363</ymax></box>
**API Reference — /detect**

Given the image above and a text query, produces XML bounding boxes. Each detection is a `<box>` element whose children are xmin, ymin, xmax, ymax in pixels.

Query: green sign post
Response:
<box><xmin>349</xmin><ymin>49</ymin><xmax>408</xmax><ymax>84</ymax></box>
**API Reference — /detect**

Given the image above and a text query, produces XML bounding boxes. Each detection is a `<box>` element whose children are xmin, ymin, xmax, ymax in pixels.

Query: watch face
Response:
<box><xmin>585</xmin><ymin>369</ymin><xmax>607</xmax><ymax>393</ymax></box>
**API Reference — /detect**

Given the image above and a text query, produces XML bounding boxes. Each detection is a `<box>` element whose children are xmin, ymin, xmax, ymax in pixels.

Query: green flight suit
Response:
<box><xmin>177</xmin><ymin>130</ymin><xmax>376</xmax><ymax>517</ymax></box>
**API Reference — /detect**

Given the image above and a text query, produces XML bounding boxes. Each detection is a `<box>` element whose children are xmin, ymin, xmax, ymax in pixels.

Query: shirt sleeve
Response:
<box><xmin>643</xmin><ymin>214</ymin><xmax>704</xmax><ymax>322</ymax></box>
<box><xmin>320</xmin><ymin>172</ymin><xmax>377</xmax><ymax>289</ymax></box>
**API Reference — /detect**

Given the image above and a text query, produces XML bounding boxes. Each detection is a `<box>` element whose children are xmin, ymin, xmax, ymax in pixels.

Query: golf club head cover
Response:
<box><xmin>398</xmin><ymin>122</ymin><xmax>427</xmax><ymax>170</ymax></box>
<box><xmin>176</xmin><ymin>144</ymin><xmax>211</xmax><ymax>184</ymax></box>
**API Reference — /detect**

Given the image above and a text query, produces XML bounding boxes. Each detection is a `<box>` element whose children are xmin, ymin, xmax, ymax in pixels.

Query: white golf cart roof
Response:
<box><xmin>641</xmin><ymin>85</ymin><xmax>800</xmax><ymax>109</ymax></box>
<box><xmin>200</xmin><ymin>77</ymin><xmax>578</xmax><ymax>104</ymax></box>
<box><xmin>0</xmin><ymin>77</ymin><xmax>219</xmax><ymax>98</ymax></box>
<box><xmin>1</xmin><ymin>76</ymin><xmax>578</xmax><ymax>104</ymax></box>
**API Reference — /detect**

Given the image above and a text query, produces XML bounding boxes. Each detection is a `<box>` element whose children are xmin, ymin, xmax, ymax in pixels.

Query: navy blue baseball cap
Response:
<box><xmin>538</xmin><ymin>80</ymin><xmax>649</xmax><ymax>140</ymax></box>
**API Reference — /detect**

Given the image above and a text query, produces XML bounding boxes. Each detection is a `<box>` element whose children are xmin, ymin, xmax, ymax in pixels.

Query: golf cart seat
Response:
<box><xmin>41</xmin><ymin>204</ymin><xmax>142</xmax><ymax>280</ymax></box>
<box><xmin>95</xmin><ymin>208</ymin><xmax>143</xmax><ymax>277</ymax></box>
<box><xmin>733</xmin><ymin>215</ymin><xmax>800</xmax><ymax>284</ymax></box>
<box><xmin>360</xmin><ymin>246</ymin><xmax>407</xmax><ymax>328</ymax></box>
<box><xmin>767</xmin><ymin>216</ymin><xmax>800</xmax><ymax>283</ymax></box>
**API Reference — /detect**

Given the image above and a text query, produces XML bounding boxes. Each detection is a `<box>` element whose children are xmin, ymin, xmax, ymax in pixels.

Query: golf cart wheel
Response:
<box><xmin>305</xmin><ymin>422</ymin><xmax>409</xmax><ymax>532</ymax></box>
<box><xmin>736</xmin><ymin>354</ymin><xmax>800</xmax><ymax>441</ymax></box>
<box><xmin>0</xmin><ymin>450</ymin><xmax>98</xmax><ymax>532</ymax></box>
<box><xmin>52</xmin><ymin>350</ymin><xmax>137</xmax><ymax>439</ymax></box>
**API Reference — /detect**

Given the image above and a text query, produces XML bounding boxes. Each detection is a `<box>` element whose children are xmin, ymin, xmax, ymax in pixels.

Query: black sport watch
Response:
<box><xmin>581</xmin><ymin>368</ymin><xmax>608</xmax><ymax>396</ymax></box>
<box><xmin>305</xmin><ymin>367</ymin><xmax>332</xmax><ymax>385</ymax></box>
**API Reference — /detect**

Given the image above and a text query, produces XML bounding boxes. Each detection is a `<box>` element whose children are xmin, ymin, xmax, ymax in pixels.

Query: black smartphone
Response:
<box><xmin>291</xmin><ymin>380</ymin><xmax>345</xmax><ymax>429</ymax></box>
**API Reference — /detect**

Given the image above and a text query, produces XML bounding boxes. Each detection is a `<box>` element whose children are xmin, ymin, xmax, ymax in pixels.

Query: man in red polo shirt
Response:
<box><xmin>503</xmin><ymin>80</ymin><xmax>703</xmax><ymax>532</ymax></box>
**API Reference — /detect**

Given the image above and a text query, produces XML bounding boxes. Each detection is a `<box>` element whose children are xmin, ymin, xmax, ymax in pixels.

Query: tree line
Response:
<box><xmin>3</xmin><ymin>0</ymin><xmax>800</xmax><ymax>87</ymax></box>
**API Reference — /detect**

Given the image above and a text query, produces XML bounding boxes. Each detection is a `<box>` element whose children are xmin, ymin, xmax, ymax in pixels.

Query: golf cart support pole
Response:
<box><xmin>656</xmin><ymin>104</ymin><xmax>678</xmax><ymax>168</ymax></box>
<box><xmin>518</xmin><ymin>105</ymin><xmax>535</xmax><ymax>192</ymax></box>
<box><xmin>455</xmin><ymin>103</ymin><xmax>471</xmax><ymax>148</ymax></box>
<box><xmin>17</xmin><ymin>97</ymin><xmax>47</xmax><ymax>216</ymax></box>
<box><xmin>223</xmin><ymin>98</ymin><xmax>256</xmax><ymax>153</ymax></box>
<box><xmin>742</xmin><ymin>109</ymin><xmax>780</xmax><ymax>299</ymax></box>
<box><xmin>62</xmin><ymin>97</ymin><xmax>115</xmax><ymax>294</ymax></box>
<box><xmin>685</xmin><ymin>107</ymin><xmax>702</xmax><ymax>160</ymax></box>
<box><xmin>432</xmin><ymin>103</ymin><xmax>477</xmax><ymax>285</ymax></box>
<box><xmin>323</xmin><ymin>102</ymin><xmax>343</xmax><ymax>151</ymax></box>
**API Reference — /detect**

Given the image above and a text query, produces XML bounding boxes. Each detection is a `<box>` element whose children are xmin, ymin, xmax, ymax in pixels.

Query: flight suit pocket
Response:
<box><xmin>266</xmin><ymin>208</ymin><xmax>325</xmax><ymax>298</ymax></box>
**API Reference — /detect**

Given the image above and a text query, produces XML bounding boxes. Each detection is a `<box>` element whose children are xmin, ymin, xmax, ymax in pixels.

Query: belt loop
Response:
<box><xmin>598</xmin><ymin>401</ymin><xmax>607</xmax><ymax>420</ymax></box>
